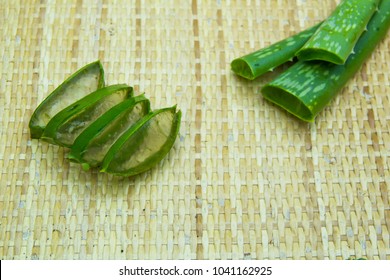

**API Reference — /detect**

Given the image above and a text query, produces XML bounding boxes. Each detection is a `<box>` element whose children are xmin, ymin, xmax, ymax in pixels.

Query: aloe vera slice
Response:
<box><xmin>231</xmin><ymin>23</ymin><xmax>321</xmax><ymax>80</ymax></box>
<box><xmin>68</xmin><ymin>95</ymin><xmax>151</xmax><ymax>169</ymax></box>
<box><xmin>29</xmin><ymin>60</ymin><xmax>105</xmax><ymax>138</ymax></box>
<box><xmin>261</xmin><ymin>0</ymin><xmax>390</xmax><ymax>122</ymax></box>
<box><xmin>296</xmin><ymin>0</ymin><xmax>381</xmax><ymax>64</ymax></box>
<box><xmin>101</xmin><ymin>106</ymin><xmax>181</xmax><ymax>177</ymax></box>
<box><xmin>41</xmin><ymin>84</ymin><xmax>133</xmax><ymax>146</ymax></box>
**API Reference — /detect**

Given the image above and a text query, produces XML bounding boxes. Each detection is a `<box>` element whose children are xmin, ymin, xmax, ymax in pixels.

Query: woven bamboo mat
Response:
<box><xmin>1</xmin><ymin>0</ymin><xmax>389</xmax><ymax>260</ymax></box>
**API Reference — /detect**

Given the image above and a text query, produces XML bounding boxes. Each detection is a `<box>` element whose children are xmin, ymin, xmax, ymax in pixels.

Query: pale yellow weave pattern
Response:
<box><xmin>0</xmin><ymin>0</ymin><xmax>389</xmax><ymax>260</ymax></box>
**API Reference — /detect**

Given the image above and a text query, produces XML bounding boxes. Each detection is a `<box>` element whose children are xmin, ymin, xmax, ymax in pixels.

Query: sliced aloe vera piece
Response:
<box><xmin>296</xmin><ymin>0</ymin><xmax>380</xmax><ymax>64</ymax></box>
<box><xmin>41</xmin><ymin>84</ymin><xmax>133</xmax><ymax>147</ymax></box>
<box><xmin>231</xmin><ymin>23</ymin><xmax>321</xmax><ymax>80</ymax></box>
<box><xmin>29</xmin><ymin>60</ymin><xmax>105</xmax><ymax>138</ymax></box>
<box><xmin>261</xmin><ymin>0</ymin><xmax>390</xmax><ymax>122</ymax></box>
<box><xmin>68</xmin><ymin>95</ymin><xmax>151</xmax><ymax>169</ymax></box>
<box><xmin>101</xmin><ymin>106</ymin><xmax>181</xmax><ymax>177</ymax></box>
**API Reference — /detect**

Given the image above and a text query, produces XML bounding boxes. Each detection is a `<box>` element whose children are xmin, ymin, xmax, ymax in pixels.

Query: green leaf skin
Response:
<box><xmin>231</xmin><ymin>23</ymin><xmax>321</xmax><ymax>80</ymax></box>
<box><xmin>41</xmin><ymin>84</ymin><xmax>132</xmax><ymax>146</ymax></box>
<box><xmin>101</xmin><ymin>106</ymin><xmax>181</xmax><ymax>177</ymax></box>
<box><xmin>296</xmin><ymin>0</ymin><xmax>381</xmax><ymax>64</ymax></box>
<box><xmin>261</xmin><ymin>0</ymin><xmax>390</xmax><ymax>122</ymax></box>
<box><xmin>68</xmin><ymin>95</ymin><xmax>150</xmax><ymax>170</ymax></box>
<box><xmin>29</xmin><ymin>61</ymin><xmax>105</xmax><ymax>138</ymax></box>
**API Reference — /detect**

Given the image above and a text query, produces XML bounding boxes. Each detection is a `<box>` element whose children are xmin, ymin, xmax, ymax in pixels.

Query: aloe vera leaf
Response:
<box><xmin>101</xmin><ymin>106</ymin><xmax>181</xmax><ymax>176</ymax></box>
<box><xmin>41</xmin><ymin>84</ymin><xmax>132</xmax><ymax>145</ymax></box>
<box><xmin>261</xmin><ymin>0</ymin><xmax>390</xmax><ymax>122</ymax></box>
<box><xmin>29</xmin><ymin>61</ymin><xmax>105</xmax><ymax>138</ymax></box>
<box><xmin>296</xmin><ymin>0</ymin><xmax>381</xmax><ymax>64</ymax></box>
<box><xmin>68</xmin><ymin>95</ymin><xmax>150</xmax><ymax>169</ymax></box>
<box><xmin>231</xmin><ymin>23</ymin><xmax>321</xmax><ymax>80</ymax></box>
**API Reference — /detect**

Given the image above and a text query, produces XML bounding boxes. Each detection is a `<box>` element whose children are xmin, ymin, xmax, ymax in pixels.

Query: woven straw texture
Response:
<box><xmin>1</xmin><ymin>0</ymin><xmax>389</xmax><ymax>260</ymax></box>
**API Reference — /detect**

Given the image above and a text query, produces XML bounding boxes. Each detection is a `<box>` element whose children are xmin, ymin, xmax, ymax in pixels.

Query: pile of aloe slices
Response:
<box><xmin>29</xmin><ymin>61</ymin><xmax>181</xmax><ymax>177</ymax></box>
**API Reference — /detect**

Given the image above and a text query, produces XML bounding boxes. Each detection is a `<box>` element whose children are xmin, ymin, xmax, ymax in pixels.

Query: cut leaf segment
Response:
<box><xmin>41</xmin><ymin>84</ymin><xmax>133</xmax><ymax>146</ymax></box>
<box><xmin>29</xmin><ymin>61</ymin><xmax>104</xmax><ymax>138</ymax></box>
<box><xmin>231</xmin><ymin>23</ymin><xmax>321</xmax><ymax>80</ymax></box>
<box><xmin>296</xmin><ymin>0</ymin><xmax>381</xmax><ymax>64</ymax></box>
<box><xmin>68</xmin><ymin>95</ymin><xmax>151</xmax><ymax>170</ymax></box>
<box><xmin>101</xmin><ymin>106</ymin><xmax>181</xmax><ymax>177</ymax></box>
<box><xmin>262</xmin><ymin>0</ymin><xmax>390</xmax><ymax>122</ymax></box>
